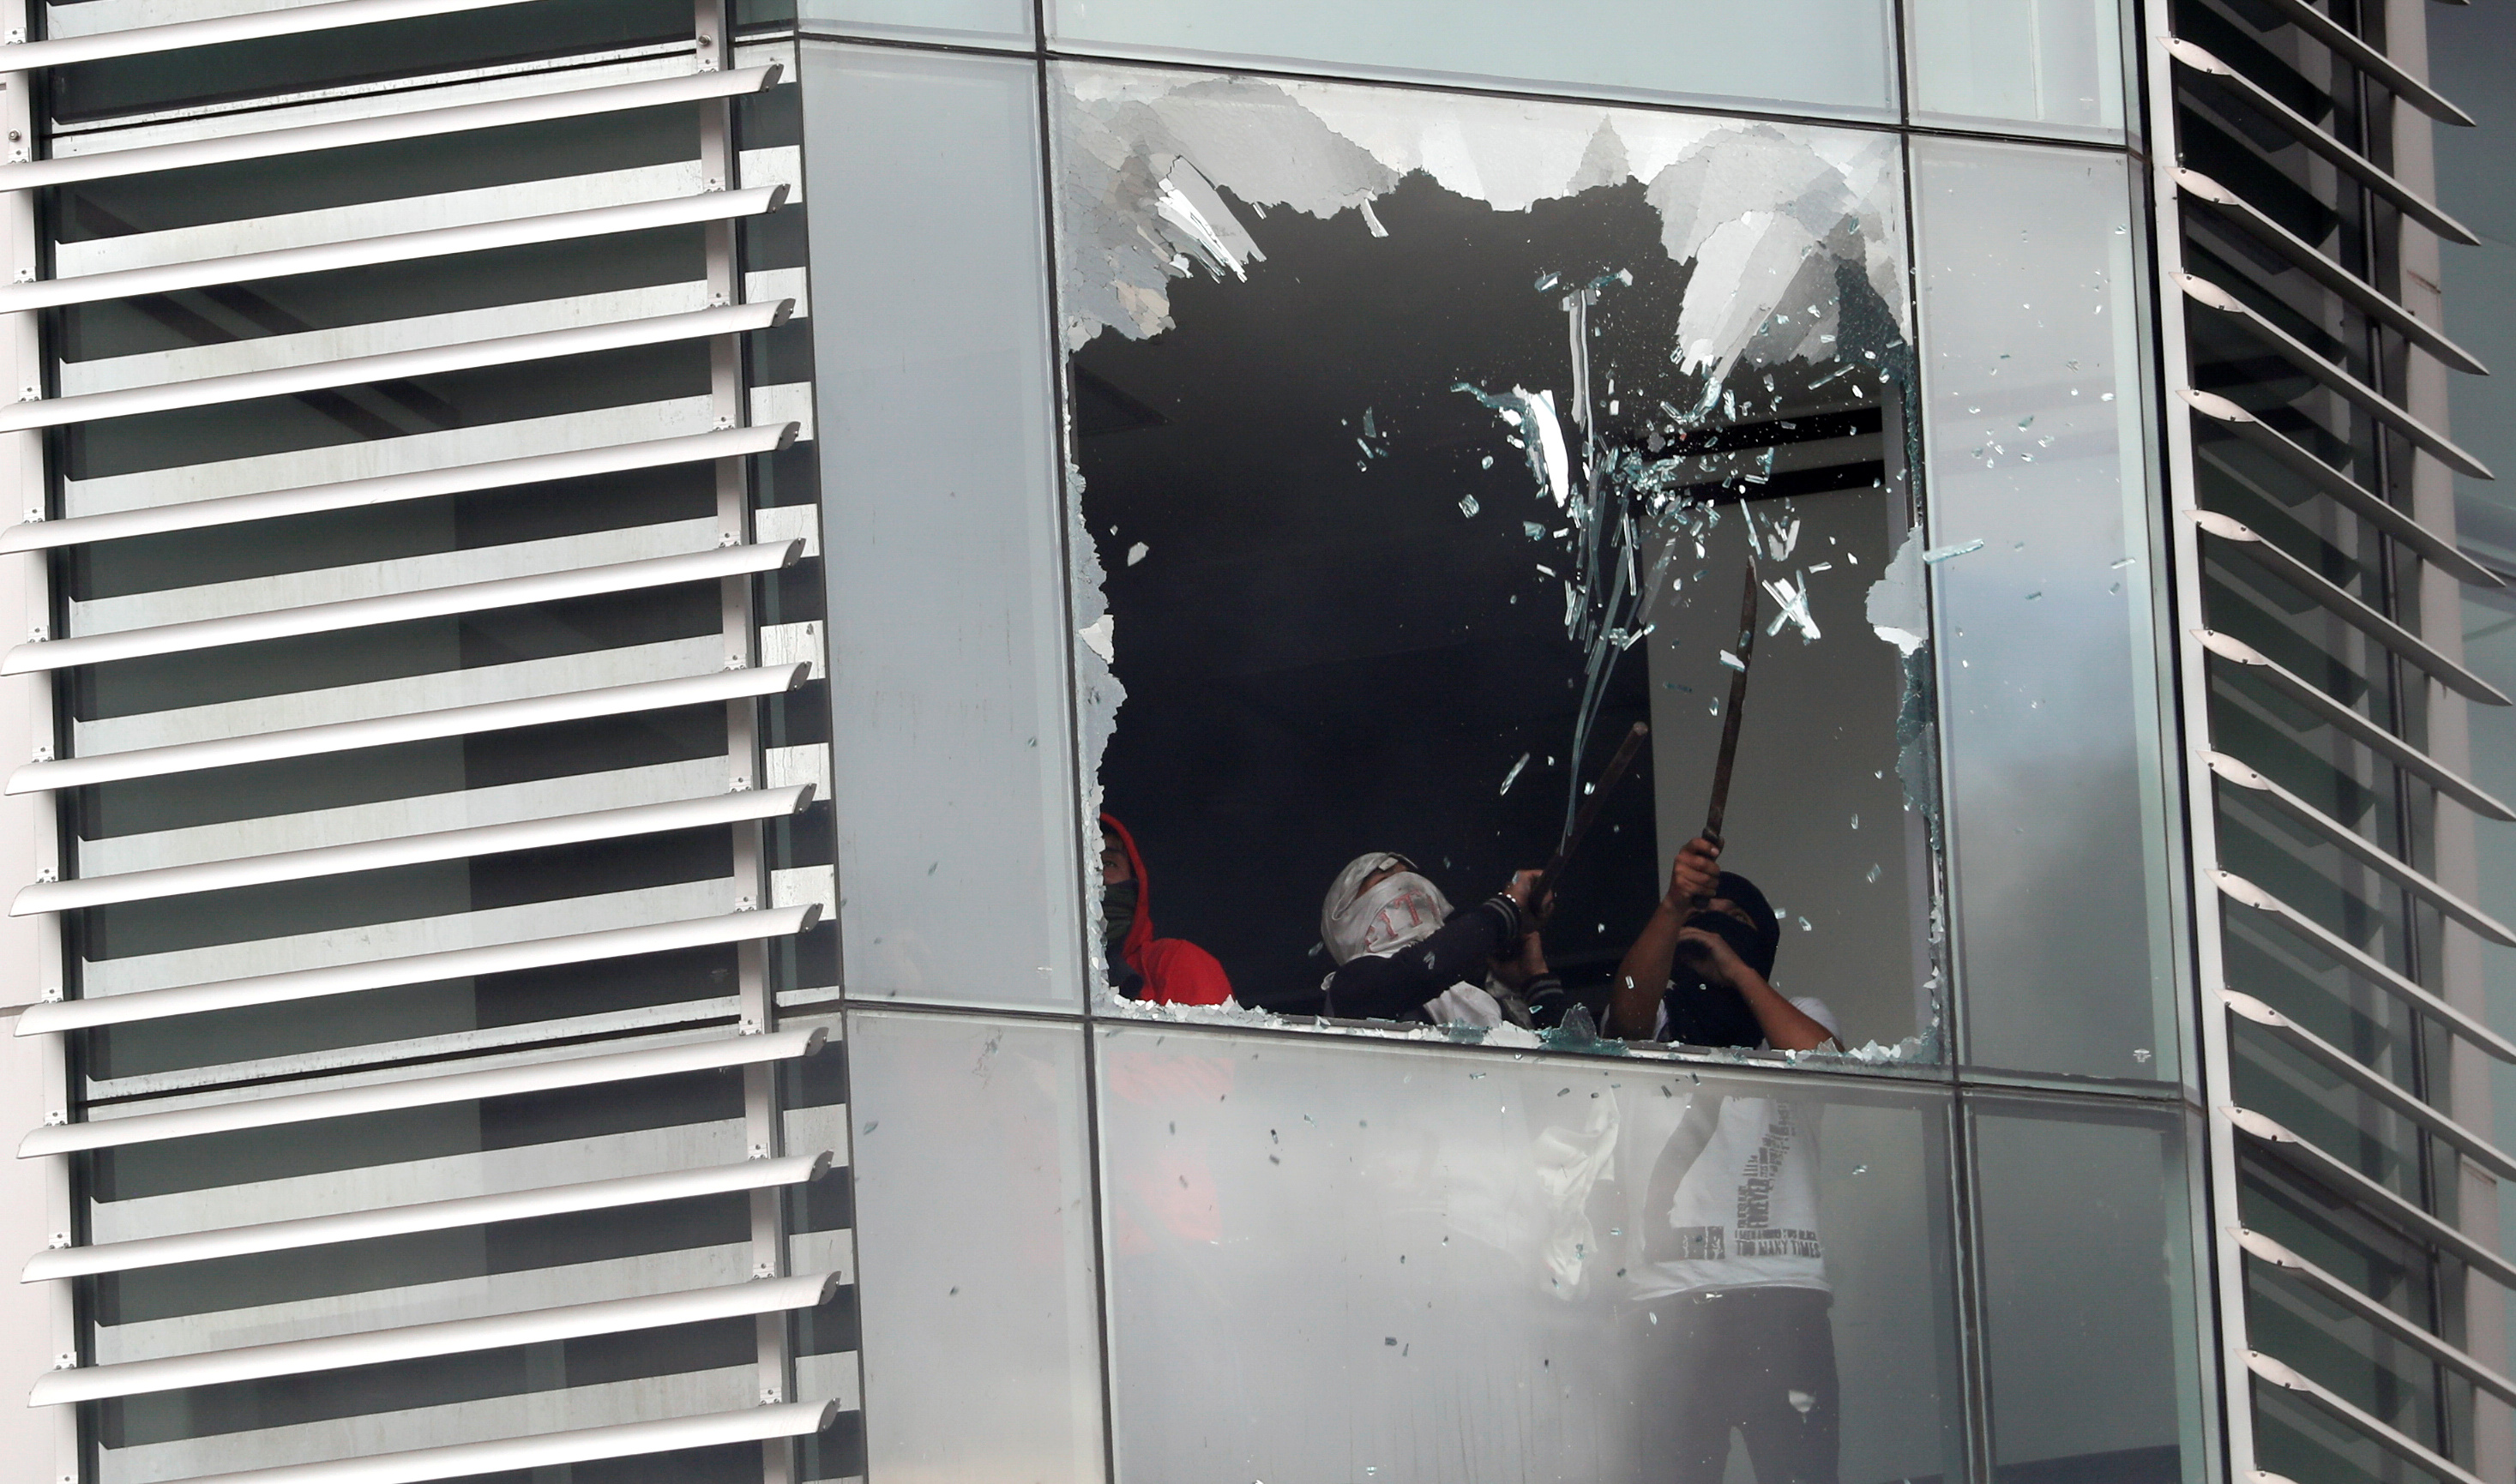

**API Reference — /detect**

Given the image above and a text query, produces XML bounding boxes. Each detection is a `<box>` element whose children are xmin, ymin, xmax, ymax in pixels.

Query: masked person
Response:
<box><xmin>1315</xmin><ymin>853</ymin><xmax>1555</xmax><ymax>1026</ymax></box>
<box><xmin>1610</xmin><ymin>836</ymin><xmax>1844</xmax><ymax>1484</ymax></box>
<box><xmin>1101</xmin><ymin>814</ymin><xmax>1235</xmax><ymax>1006</ymax></box>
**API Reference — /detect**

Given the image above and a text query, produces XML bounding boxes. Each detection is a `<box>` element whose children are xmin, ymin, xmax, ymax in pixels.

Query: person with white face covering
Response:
<box><xmin>1315</xmin><ymin>853</ymin><xmax>1554</xmax><ymax>1025</ymax></box>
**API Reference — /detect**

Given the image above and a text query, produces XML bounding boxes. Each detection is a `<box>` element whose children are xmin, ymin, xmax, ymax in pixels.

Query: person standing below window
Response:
<box><xmin>1610</xmin><ymin>837</ymin><xmax>1843</xmax><ymax>1484</ymax></box>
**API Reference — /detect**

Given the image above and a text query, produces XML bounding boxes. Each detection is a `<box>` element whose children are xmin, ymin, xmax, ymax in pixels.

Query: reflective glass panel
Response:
<box><xmin>1044</xmin><ymin>0</ymin><xmax>1899</xmax><ymax>122</ymax></box>
<box><xmin>1099</xmin><ymin>1024</ymin><xmax>1966</xmax><ymax>1481</ymax></box>
<box><xmin>800</xmin><ymin>43</ymin><xmax>1086</xmax><ymax>1009</ymax></box>
<box><xmin>799</xmin><ymin>0</ymin><xmax>1034</xmax><ymax>46</ymax></box>
<box><xmin>1056</xmin><ymin>63</ymin><xmax>1944</xmax><ymax>1059</ymax></box>
<box><xmin>1911</xmin><ymin>137</ymin><xmax>2181</xmax><ymax>1082</ymax></box>
<box><xmin>846</xmin><ymin>1011</ymin><xmax>1105</xmax><ymax>1483</ymax></box>
<box><xmin>1970</xmin><ymin>1098</ymin><xmax>2206</xmax><ymax>1481</ymax></box>
<box><xmin>1905</xmin><ymin>0</ymin><xmax>2129</xmax><ymax>142</ymax></box>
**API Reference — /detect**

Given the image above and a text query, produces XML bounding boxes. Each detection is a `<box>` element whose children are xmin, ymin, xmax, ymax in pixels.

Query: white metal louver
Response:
<box><xmin>2146</xmin><ymin>0</ymin><xmax>2511</xmax><ymax>1476</ymax></box>
<box><xmin>2</xmin><ymin>0</ymin><xmax>852</xmax><ymax>1477</ymax></box>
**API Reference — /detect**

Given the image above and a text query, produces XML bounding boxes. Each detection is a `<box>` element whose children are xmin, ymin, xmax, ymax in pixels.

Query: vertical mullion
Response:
<box><xmin>697</xmin><ymin>3</ymin><xmax>797</xmax><ymax>1476</ymax></box>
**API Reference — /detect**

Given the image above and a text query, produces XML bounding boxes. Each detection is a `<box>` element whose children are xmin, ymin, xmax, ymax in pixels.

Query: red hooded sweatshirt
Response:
<box><xmin>1100</xmin><ymin>814</ymin><xmax>1235</xmax><ymax>1006</ymax></box>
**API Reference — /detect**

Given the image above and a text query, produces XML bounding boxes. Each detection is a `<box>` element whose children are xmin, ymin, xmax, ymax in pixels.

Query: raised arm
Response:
<box><xmin>1607</xmin><ymin>838</ymin><xmax>1722</xmax><ymax>1039</ymax></box>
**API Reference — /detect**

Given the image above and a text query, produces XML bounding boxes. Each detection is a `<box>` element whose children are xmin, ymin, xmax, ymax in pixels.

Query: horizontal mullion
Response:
<box><xmin>17</xmin><ymin>901</ymin><xmax>817</xmax><ymax>1035</ymax></box>
<box><xmin>226</xmin><ymin>1400</ymin><xmax>841</xmax><ymax>1484</ymax></box>
<box><xmin>2238</xmin><ymin>1227</ymin><xmax>2516</xmax><ymax>1409</ymax></box>
<box><xmin>2167</xmin><ymin>39</ymin><xmax>2478</xmax><ymax>245</ymax></box>
<box><xmin>5</xmin><ymin>0</ymin><xmax>545</xmax><ymax>71</ymax></box>
<box><xmin>2227</xmin><ymin>1104</ymin><xmax>2516</xmax><ymax>1289</ymax></box>
<box><xmin>2223</xmin><ymin>990</ymin><xmax>2516</xmax><ymax>1181</ymax></box>
<box><xmin>23</xmin><ymin>1150</ymin><xmax>833</xmax><ymax>1281</ymax></box>
<box><xmin>5</xmin><ymin>538</ymin><xmax>798</xmax><ymax>676</ymax></box>
<box><xmin>2212</xmin><ymin>868</ymin><xmax>2516</xmax><ymax>1062</ymax></box>
<box><xmin>181</xmin><ymin>1398</ymin><xmax>844</xmax><ymax>1484</ymax></box>
<box><xmin>2181</xmin><ymin>389</ymin><xmax>2499</xmax><ymax>587</ymax></box>
<box><xmin>27</xmin><ymin>1266</ymin><xmax>840</xmax><ymax>1405</ymax></box>
<box><xmin>9</xmin><ymin>662</ymin><xmax>807</xmax><ymax>795</ymax></box>
<box><xmin>2194</xmin><ymin>510</ymin><xmax>2507</xmax><ymax>704</ymax></box>
<box><xmin>0</xmin><ymin>184</ymin><xmax>787</xmax><ymax>316</ymax></box>
<box><xmin>12</xmin><ymin>780</ymin><xmax>812</xmax><ymax>916</ymax></box>
<box><xmin>2176</xmin><ymin>169</ymin><xmax>2486</xmax><ymax>375</ymax></box>
<box><xmin>2198</xmin><ymin>629</ymin><xmax>2513</xmax><ymax>820</ymax></box>
<box><xmin>0</xmin><ymin>63</ymin><xmax>780</xmax><ymax>193</ymax></box>
<box><xmin>2246</xmin><ymin>1349</ymin><xmax>2486</xmax><ymax>1484</ymax></box>
<box><xmin>20</xmin><ymin>1023</ymin><xmax>824</xmax><ymax>1157</ymax></box>
<box><xmin>2237</xmin><ymin>0</ymin><xmax>2473</xmax><ymax>124</ymax></box>
<box><xmin>2179</xmin><ymin>274</ymin><xmax>2491</xmax><ymax>479</ymax></box>
<box><xmin>0</xmin><ymin>297</ymin><xmax>789</xmax><ymax>434</ymax></box>
<box><xmin>2208</xmin><ymin>750</ymin><xmax>2516</xmax><ymax>946</ymax></box>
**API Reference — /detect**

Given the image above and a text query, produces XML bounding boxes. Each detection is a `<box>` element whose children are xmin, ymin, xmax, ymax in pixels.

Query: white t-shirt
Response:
<box><xmin>1629</xmin><ymin>996</ymin><xmax>1839</xmax><ymax>1301</ymax></box>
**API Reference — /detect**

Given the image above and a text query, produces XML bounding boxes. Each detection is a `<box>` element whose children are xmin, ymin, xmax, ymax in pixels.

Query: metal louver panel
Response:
<box><xmin>2172</xmin><ymin>171</ymin><xmax>2487</xmax><ymax>375</ymax></box>
<box><xmin>0</xmin><ymin>422</ymin><xmax>798</xmax><ymax>552</ymax></box>
<box><xmin>3</xmin><ymin>538</ymin><xmax>799</xmax><ymax>675</ymax></box>
<box><xmin>0</xmin><ymin>298</ymin><xmax>792</xmax><ymax>434</ymax></box>
<box><xmin>2224</xmin><ymin>1106</ymin><xmax>2516</xmax><ymax>1289</ymax></box>
<box><xmin>2164</xmin><ymin>38</ymin><xmax>2477</xmax><ymax>243</ymax></box>
<box><xmin>16</xmin><ymin>903</ymin><xmax>821</xmax><ymax>1034</ymax></box>
<box><xmin>24</xmin><ymin>1151</ymin><xmax>834</xmax><ymax>1281</ymax></box>
<box><xmin>2222</xmin><ymin>991</ymin><xmax>2516</xmax><ymax>1181</ymax></box>
<box><xmin>2205</xmin><ymin>753</ymin><xmax>2516</xmax><ymax>945</ymax></box>
<box><xmin>20</xmin><ymin>1024</ymin><xmax>827</xmax><ymax>1157</ymax></box>
<box><xmin>11</xmin><ymin>782</ymin><xmax>815</xmax><ymax>916</ymax></box>
<box><xmin>2241</xmin><ymin>0</ymin><xmax>2472</xmax><ymax>125</ymax></box>
<box><xmin>2192</xmin><ymin>511</ymin><xmax>2509</xmax><ymax>700</ymax></box>
<box><xmin>175</xmin><ymin>1400</ymin><xmax>845</xmax><ymax>1484</ymax></box>
<box><xmin>27</xmin><ymin>1268</ymin><xmax>844</xmax><ymax>1405</ymax></box>
<box><xmin>0</xmin><ymin>63</ymin><xmax>783</xmax><ymax>191</ymax></box>
<box><xmin>2244</xmin><ymin>1351</ymin><xmax>2489</xmax><ymax>1484</ymax></box>
<box><xmin>2179</xmin><ymin>390</ymin><xmax>2499</xmax><ymax>586</ymax></box>
<box><xmin>2212</xmin><ymin>869</ymin><xmax>2516</xmax><ymax>1063</ymax></box>
<box><xmin>2236</xmin><ymin>1228</ymin><xmax>2516</xmax><ymax>1408</ymax></box>
<box><xmin>0</xmin><ymin>1</ymin><xmax>843</xmax><ymax>1475</ymax></box>
<box><xmin>8</xmin><ymin>663</ymin><xmax>810</xmax><ymax>794</ymax></box>
<box><xmin>0</xmin><ymin>0</ymin><xmax>546</xmax><ymax>70</ymax></box>
<box><xmin>2197</xmin><ymin>630</ymin><xmax>2514</xmax><ymax>820</ymax></box>
<box><xmin>0</xmin><ymin>185</ymin><xmax>790</xmax><ymax>316</ymax></box>
<box><xmin>2177</xmin><ymin>274</ymin><xmax>2493</xmax><ymax>478</ymax></box>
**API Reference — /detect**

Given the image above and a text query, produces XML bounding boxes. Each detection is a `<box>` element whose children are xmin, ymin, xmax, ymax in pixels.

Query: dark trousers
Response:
<box><xmin>1631</xmin><ymin>1286</ymin><xmax>1839</xmax><ymax>1484</ymax></box>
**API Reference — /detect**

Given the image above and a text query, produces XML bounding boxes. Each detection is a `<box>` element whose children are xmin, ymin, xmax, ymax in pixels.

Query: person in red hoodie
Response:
<box><xmin>1099</xmin><ymin>814</ymin><xmax>1236</xmax><ymax>1006</ymax></box>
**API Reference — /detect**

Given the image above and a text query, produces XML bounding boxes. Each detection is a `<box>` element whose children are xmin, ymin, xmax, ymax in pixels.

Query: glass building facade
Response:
<box><xmin>0</xmin><ymin>3</ymin><xmax>2503</xmax><ymax>1482</ymax></box>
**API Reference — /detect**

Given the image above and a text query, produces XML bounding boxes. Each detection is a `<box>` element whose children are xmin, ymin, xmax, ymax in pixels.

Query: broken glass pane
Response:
<box><xmin>1056</xmin><ymin>64</ymin><xmax>1943</xmax><ymax>1060</ymax></box>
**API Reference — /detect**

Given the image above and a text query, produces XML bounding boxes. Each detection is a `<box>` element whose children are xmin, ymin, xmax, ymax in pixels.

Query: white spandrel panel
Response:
<box><xmin>1096</xmin><ymin>1024</ymin><xmax>1965</xmax><ymax>1484</ymax></box>
<box><xmin>802</xmin><ymin>42</ymin><xmax>1086</xmax><ymax>1010</ymax></box>
<box><xmin>847</xmin><ymin>1010</ymin><xmax>1105</xmax><ymax>1484</ymax></box>
<box><xmin>1911</xmin><ymin>137</ymin><xmax>2182</xmax><ymax>1083</ymax></box>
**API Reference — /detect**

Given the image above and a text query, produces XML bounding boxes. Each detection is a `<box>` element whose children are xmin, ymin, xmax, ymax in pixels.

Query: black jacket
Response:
<box><xmin>1320</xmin><ymin>894</ymin><xmax>1526</xmax><ymax>1022</ymax></box>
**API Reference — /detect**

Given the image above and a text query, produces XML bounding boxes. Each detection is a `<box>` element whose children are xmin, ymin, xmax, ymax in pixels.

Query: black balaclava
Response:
<box><xmin>1660</xmin><ymin>869</ymin><xmax>1785</xmax><ymax>1048</ymax></box>
<box><xmin>1102</xmin><ymin>879</ymin><xmax>1139</xmax><ymax>958</ymax></box>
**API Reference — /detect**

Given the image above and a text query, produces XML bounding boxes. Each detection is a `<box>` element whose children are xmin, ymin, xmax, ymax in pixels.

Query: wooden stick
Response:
<box><xmin>1532</xmin><ymin>720</ymin><xmax>1651</xmax><ymax>916</ymax></box>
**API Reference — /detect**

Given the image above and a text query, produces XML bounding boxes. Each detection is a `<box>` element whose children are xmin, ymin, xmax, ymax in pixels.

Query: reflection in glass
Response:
<box><xmin>1044</xmin><ymin>0</ymin><xmax>1899</xmax><ymax>121</ymax></box>
<box><xmin>1911</xmin><ymin>138</ymin><xmax>2180</xmax><ymax>1081</ymax></box>
<box><xmin>847</xmin><ymin>1012</ymin><xmax>1105</xmax><ymax>1484</ymax></box>
<box><xmin>1055</xmin><ymin>64</ymin><xmax>1941</xmax><ymax>1054</ymax></box>
<box><xmin>1098</xmin><ymin>1024</ymin><xmax>1965</xmax><ymax>1482</ymax></box>
<box><xmin>1905</xmin><ymin>0</ymin><xmax>2128</xmax><ymax>141</ymax></box>
<box><xmin>801</xmin><ymin>44</ymin><xmax>1086</xmax><ymax>1009</ymax></box>
<box><xmin>1971</xmin><ymin>1101</ymin><xmax>2205</xmax><ymax>1481</ymax></box>
<box><xmin>799</xmin><ymin>0</ymin><xmax>1033</xmax><ymax>45</ymax></box>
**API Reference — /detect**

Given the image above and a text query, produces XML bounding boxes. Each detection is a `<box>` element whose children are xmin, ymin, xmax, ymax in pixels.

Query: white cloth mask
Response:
<box><xmin>1321</xmin><ymin>852</ymin><xmax>1454</xmax><ymax>965</ymax></box>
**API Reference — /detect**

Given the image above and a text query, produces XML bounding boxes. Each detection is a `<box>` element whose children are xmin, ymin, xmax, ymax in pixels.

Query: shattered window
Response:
<box><xmin>1058</xmin><ymin>64</ymin><xmax>1942</xmax><ymax>1061</ymax></box>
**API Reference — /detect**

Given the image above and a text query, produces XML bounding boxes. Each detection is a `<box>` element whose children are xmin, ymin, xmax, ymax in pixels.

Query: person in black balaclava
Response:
<box><xmin>1603</xmin><ymin>836</ymin><xmax>1836</xmax><ymax>1052</ymax></box>
<box><xmin>1607</xmin><ymin>836</ymin><xmax>1845</xmax><ymax>1484</ymax></box>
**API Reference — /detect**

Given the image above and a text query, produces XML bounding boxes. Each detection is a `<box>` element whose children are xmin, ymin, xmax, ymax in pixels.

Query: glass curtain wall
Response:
<box><xmin>798</xmin><ymin>11</ymin><xmax>2207</xmax><ymax>1484</ymax></box>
